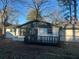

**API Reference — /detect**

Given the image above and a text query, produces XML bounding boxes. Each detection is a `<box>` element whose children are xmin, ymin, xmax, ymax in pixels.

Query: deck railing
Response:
<box><xmin>27</xmin><ymin>36</ymin><xmax>59</xmax><ymax>44</ymax></box>
<box><xmin>27</xmin><ymin>35</ymin><xmax>79</xmax><ymax>44</ymax></box>
<box><xmin>37</xmin><ymin>36</ymin><xmax>59</xmax><ymax>44</ymax></box>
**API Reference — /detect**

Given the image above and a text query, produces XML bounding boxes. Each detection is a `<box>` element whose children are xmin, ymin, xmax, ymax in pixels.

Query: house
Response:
<box><xmin>47</xmin><ymin>19</ymin><xmax>79</xmax><ymax>42</ymax></box>
<box><xmin>6</xmin><ymin>25</ymin><xmax>20</xmax><ymax>36</ymax></box>
<box><xmin>60</xmin><ymin>21</ymin><xmax>79</xmax><ymax>42</ymax></box>
<box><xmin>0</xmin><ymin>23</ymin><xmax>13</xmax><ymax>37</ymax></box>
<box><xmin>19</xmin><ymin>20</ymin><xmax>60</xmax><ymax>44</ymax></box>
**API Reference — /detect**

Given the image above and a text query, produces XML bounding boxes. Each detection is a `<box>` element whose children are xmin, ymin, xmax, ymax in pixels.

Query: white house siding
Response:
<box><xmin>38</xmin><ymin>27</ymin><xmax>59</xmax><ymax>36</ymax></box>
<box><xmin>38</xmin><ymin>28</ymin><xmax>53</xmax><ymax>36</ymax></box>
<box><xmin>52</xmin><ymin>26</ymin><xmax>59</xmax><ymax>36</ymax></box>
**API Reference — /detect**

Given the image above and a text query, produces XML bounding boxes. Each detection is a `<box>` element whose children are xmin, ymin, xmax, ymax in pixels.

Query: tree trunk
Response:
<box><xmin>3</xmin><ymin>25</ymin><xmax>6</xmax><ymax>39</ymax></box>
<box><xmin>74</xmin><ymin>0</ymin><xmax>77</xmax><ymax>20</ymax></box>
<box><xmin>73</xmin><ymin>24</ymin><xmax>75</xmax><ymax>41</ymax></box>
<box><xmin>69</xmin><ymin>0</ymin><xmax>72</xmax><ymax>21</ymax></box>
<box><xmin>36</xmin><ymin>9</ymin><xmax>39</xmax><ymax>20</ymax></box>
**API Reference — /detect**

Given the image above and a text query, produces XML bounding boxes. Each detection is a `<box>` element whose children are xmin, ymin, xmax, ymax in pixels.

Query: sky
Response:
<box><xmin>0</xmin><ymin>0</ymin><xmax>61</xmax><ymax>25</ymax></box>
<box><xmin>0</xmin><ymin>0</ymin><xmax>79</xmax><ymax>25</ymax></box>
<box><xmin>18</xmin><ymin>0</ymin><xmax>59</xmax><ymax>24</ymax></box>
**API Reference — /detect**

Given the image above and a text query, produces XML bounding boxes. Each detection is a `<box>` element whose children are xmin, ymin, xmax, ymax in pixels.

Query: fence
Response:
<box><xmin>26</xmin><ymin>36</ymin><xmax>59</xmax><ymax>45</ymax></box>
<box><xmin>37</xmin><ymin>36</ymin><xmax>59</xmax><ymax>44</ymax></box>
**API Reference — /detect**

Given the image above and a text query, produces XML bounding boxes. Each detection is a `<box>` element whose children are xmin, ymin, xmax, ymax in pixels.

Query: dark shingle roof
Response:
<box><xmin>18</xmin><ymin>20</ymin><xmax>52</xmax><ymax>28</ymax></box>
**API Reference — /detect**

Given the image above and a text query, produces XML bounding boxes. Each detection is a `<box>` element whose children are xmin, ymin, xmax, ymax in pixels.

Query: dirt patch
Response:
<box><xmin>0</xmin><ymin>39</ymin><xmax>13</xmax><ymax>45</ymax></box>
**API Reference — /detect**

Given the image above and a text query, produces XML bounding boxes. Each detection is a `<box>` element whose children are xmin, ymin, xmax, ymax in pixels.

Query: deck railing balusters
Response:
<box><xmin>37</xmin><ymin>36</ymin><xmax>59</xmax><ymax>44</ymax></box>
<box><xmin>26</xmin><ymin>35</ymin><xmax>59</xmax><ymax>44</ymax></box>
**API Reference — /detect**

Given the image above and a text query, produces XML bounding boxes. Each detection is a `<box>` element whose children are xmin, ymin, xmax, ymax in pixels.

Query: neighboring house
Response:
<box><xmin>6</xmin><ymin>25</ymin><xmax>20</xmax><ymax>36</ymax></box>
<box><xmin>0</xmin><ymin>23</ymin><xmax>12</xmax><ymax>37</ymax></box>
<box><xmin>0</xmin><ymin>23</ymin><xmax>23</xmax><ymax>38</ymax></box>
<box><xmin>19</xmin><ymin>20</ymin><xmax>59</xmax><ymax>44</ymax></box>
<box><xmin>0</xmin><ymin>10</ymin><xmax>20</xmax><ymax>37</ymax></box>
<box><xmin>60</xmin><ymin>21</ymin><xmax>79</xmax><ymax>42</ymax></box>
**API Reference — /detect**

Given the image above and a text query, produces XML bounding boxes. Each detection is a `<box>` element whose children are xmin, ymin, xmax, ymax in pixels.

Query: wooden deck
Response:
<box><xmin>24</xmin><ymin>36</ymin><xmax>59</xmax><ymax>45</ymax></box>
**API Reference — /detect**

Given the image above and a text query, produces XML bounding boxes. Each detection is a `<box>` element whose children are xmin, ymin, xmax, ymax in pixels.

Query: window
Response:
<box><xmin>47</xmin><ymin>28</ymin><xmax>52</xmax><ymax>34</ymax></box>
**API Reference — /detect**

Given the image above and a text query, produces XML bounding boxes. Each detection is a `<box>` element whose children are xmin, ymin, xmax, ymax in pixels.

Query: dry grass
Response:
<box><xmin>0</xmin><ymin>40</ymin><xmax>79</xmax><ymax>59</ymax></box>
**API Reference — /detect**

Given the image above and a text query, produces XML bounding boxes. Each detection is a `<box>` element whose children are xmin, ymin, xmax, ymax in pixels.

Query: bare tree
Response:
<box><xmin>57</xmin><ymin>0</ymin><xmax>78</xmax><ymax>21</ymax></box>
<box><xmin>1</xmin><ymin>0</ymin><xmax>8</xmax><ymax>38</ymax></box>
<box><xmin>24</xmin><ymin>0</ymin><xmax>50</xmax><ymax>20</ymax></box>
<box><xmin>27</xmin><ymin>9</ymin><xmax>38</xmax><ymax>21</ymax></box>
<box><xmin>47</xmin><ymin>9</ymin><xmax>65</xmax><ymax>26</ymax></box>
<box><xmin>0</xmin><ymin>0</ymin><xmax>20</xmax><ymax>38</ymax></box>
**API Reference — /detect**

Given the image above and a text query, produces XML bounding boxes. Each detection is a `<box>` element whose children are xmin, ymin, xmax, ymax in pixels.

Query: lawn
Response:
<box><xmin>0</xmin><ymin>39</ymin><xmax>79</xmax><ymax>59</ymax></box>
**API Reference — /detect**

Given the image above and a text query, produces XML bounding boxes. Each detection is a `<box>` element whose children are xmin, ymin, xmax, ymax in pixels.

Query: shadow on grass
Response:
<box><xmin>23</xmin><ymin>41</ymin><xmax>61</xmax><ymax>48</ymax></box>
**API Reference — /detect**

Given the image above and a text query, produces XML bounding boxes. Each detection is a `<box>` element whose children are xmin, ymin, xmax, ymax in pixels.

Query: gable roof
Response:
<box><xmin>18</xmin><ymin>20</ymin><xmax>52</xmax><ymax>28</ymax></box>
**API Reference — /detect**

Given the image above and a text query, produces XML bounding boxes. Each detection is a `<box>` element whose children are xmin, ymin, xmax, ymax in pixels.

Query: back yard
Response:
<box><xmin>0</xmin><ymin>39</ymin><xmax>79</xmax><ymax>59</ymax></box>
